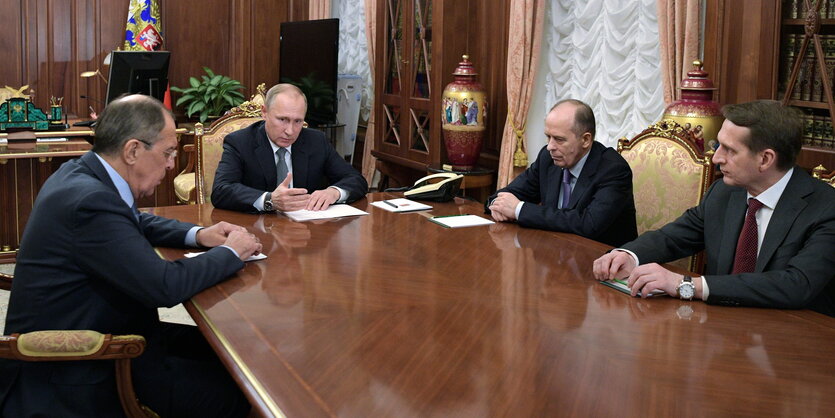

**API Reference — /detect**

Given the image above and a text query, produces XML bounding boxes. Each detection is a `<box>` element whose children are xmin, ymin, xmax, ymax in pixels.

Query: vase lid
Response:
<box><xmin>452</xmin><ymin>55</ymin><xmax>479</xmax><ymax>76</ymax></box>
<box><xmin>679</xmin><ymin>60</ymin><xmax>717</xmax><ymax>91</ymax></box>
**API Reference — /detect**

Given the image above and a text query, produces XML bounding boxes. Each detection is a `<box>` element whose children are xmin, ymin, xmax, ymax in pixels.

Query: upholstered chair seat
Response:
<box><xmin>618</xmin><ymin>119</ymin><xmax>715</xmax><ymax>273</ymax></box>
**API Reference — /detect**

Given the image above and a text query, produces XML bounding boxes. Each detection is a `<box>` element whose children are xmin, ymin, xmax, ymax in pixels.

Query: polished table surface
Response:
<box><xmin>151</xmin><ymin>194</ymin><xmax>835</xmax><ymax>417</ymax></box>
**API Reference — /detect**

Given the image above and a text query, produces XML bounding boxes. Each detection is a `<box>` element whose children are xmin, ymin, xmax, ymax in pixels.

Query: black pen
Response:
<box><xmin>383</xmin><ymin>200</ymin><xmax>398</xmax><ymax>208</ymax></box>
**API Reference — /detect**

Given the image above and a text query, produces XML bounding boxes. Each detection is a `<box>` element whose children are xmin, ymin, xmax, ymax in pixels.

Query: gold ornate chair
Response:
<box><xmin>173</xmin><ymin>142</ymin><xmax>197</xmax><ymax>204</ymax></box>
<box><xmin>194</xmin><ymin>83</ymin><xmax>267</xmax><ymax>205</ymax></box>
<box><xmin>812</xmin><ymin>164</ymin><xmax>835</xmax><ymax>187</ymax></box>
<box><xmin>618</xmin><ymin>119</ymin><xmax>716</xmax><ymax>273</ymax></box>
<box><xmin>0</xmin><ymin>330</ymin><xmax>156</xmax><ymax>418</ymax></box>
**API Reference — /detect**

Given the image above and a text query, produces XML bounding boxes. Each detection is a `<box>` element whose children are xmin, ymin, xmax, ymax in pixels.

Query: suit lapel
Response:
<box><xmin>292</xmin><ymin>130</ymin><xmax>310</xmax><ymax>190</ymax></box>
<box><xmin>255</xmin><ymin>124</ymin><xmax>279</xmax><ymax>188</ymax></box>
<box><xmin>756</xmin><ymin>170</ymin><xmax>811</xmax><ymax>271</ymax></box>
<box><xmin>717</xmin><ymin>189</ymin><xmax>748</xmax><ymax>274</ymax></box>
<box><xmin>79</xmin><ymin>152</ymin><xmax>141</xmax><ymax>226</ymax></box>
<box><xmin>565</xmin><ymin>143</ymin><xmax>601</xmax><ymax>209</ymax></box>
<box><xmin>545</xmin><ymin>164</ymin><xmax>561</xmax><ymax>208</ymax></box>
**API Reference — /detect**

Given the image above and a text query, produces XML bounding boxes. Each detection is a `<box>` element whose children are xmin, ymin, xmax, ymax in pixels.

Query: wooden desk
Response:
<box><xmin>0</xmin><ymin>136</ymin><xmax>93</xmax><ymax>261</ymax></box>
<box><xmin>0</xmin><ymin>127</ymin><xmax>190</xmax><ymax>262</ymax></box>
<box><xmin>152</xmin><ymin>195</ymin><xmax>835</xmax><ymax>417</ymax></box>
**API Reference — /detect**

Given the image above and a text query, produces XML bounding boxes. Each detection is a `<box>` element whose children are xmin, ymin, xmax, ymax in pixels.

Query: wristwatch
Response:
<box><xmin>677</xmin><ymin>275</ymin><xmax>695</xmax><ymax>300</ymax></box>
<box><xmin>263</xmin><ymin>193</ymin><xmax>274</xmax><ymax>212</ymax></box>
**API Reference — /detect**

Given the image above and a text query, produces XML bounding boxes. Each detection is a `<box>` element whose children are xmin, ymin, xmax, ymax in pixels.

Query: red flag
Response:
<box><xmin>163</xmin><ymin>83</ymin><xmax>172</xmax><ymax>110</ymax></box>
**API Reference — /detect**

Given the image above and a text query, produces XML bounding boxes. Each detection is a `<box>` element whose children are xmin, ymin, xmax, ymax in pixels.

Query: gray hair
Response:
<box><xmin>92</xmin><ymin>95</ymin><xmax>172</xmax><ymax>156</ymax></box>
<box><xmin>264</xmin><ymin>83</ymin><xmax>308</xmax><ymax>110</ymax></box>
<box><xmin>550</xmin><ymin>99</ymin><xmax>596</xmax><ymax>140</ymax></box>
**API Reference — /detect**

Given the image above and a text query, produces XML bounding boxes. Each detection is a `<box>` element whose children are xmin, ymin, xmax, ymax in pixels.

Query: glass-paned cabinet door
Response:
<box><xmin>412</xmin><ymin>0</ymin><xmax>432</xmax><ymax>99</ymax></box>
<box><xmin>384</xmin><ymin>0</ymin><xmax>404</xmax><ymax>95</ymax></box>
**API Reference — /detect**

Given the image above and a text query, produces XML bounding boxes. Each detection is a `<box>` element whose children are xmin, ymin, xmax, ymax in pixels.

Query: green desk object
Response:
<box><xmin>0</xmin><ymin>97</ymin><xmax>65</xmax><ymax>131</ymax></box>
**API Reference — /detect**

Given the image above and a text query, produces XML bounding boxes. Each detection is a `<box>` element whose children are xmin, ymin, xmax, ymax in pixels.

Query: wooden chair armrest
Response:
<box><xmin>0</xmin><ymin>272</ymin><xmax>12</xmax><ymax>291</ymax></box>
<box><xmin>0</xmin><ymin>331</ymin><xmax>145</xmax><ymax>362</ymax></box>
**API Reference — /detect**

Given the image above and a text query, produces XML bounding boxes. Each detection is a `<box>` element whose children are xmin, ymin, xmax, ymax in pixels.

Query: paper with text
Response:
<box><xmin>284</xmin><ymin>204</ymin><xmax>369</xmax><ymax>221</ymax></box>
<box><xmin>370</xmin><ymin>198</ymin><xmax>432</xmax><ymax>212</ymax></box>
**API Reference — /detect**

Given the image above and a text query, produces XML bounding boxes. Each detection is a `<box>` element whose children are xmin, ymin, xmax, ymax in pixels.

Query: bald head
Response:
<box><xmin>92</xmin><ymin>94</ymin><xmax>173</xmax><ymax>156</ymax></box>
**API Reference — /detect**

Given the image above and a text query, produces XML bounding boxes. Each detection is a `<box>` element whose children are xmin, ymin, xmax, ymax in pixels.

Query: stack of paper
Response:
<box><xmin>600</xmin><ymin>279</ymin><xmax>666</xmax><ymax>297</ymax></box>
<box><xmin>370</xmin><ymin>198</ymin><xmax>432</xmax><ymax>212</ymax></box>
<box><xmin>428</xmin><ymin>214</ymin><xmax>494</xmax><ymax>228</ymax></box>
<box><xmin>284</xmin><ymin>204</ymin><xmax>369</xmax><ymax>221</ymax></box>
<box><xmin>185</xmin><ymin>251</ymin><xmax>267</xmax><ymax>262</ymax></box>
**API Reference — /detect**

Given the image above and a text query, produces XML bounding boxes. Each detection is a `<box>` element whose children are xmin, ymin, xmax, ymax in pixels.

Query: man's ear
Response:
<box><xmin>759</xmin><ymin>148</ymin><xmax>778</xmax><ymax>172</ymax></box>
<box><xmin>581</xmin><ymin>132</ymin><xmax>593</xmax><ymax>149</ymax></box>
<box><xmin>123</xmin><ymin>139</ymin><xmax>142</xmax><ymax>165</ymax></box>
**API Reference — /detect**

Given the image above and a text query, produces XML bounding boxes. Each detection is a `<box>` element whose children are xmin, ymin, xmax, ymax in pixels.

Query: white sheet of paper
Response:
<box><xmin>36</xmin><ymin>137</ymin><xmax>68</xmax><ymax>142</ymax></box>
<box><xmin>185</xmin><ymin>251</ymin><xmax>267</xmax><ymax>262</ymax></box>
<box><xmin>429</xmin><ymin>214</ymin><xmax>494</xmax><ymax>228</ymax></box>
<box><xmin>370</xmin><ymin>198</ymin><xmax>432</xmax><ymax>212</ymax></box>
<box><xmin>284</xmin><ymin>204</ymin><xmax>369</xmax><ymax>221</ymax></box>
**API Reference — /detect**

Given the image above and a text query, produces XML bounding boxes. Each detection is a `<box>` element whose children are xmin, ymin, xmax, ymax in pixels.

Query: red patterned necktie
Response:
<box><xmin>731</xmin><ymin>198</ymin><xmax>764</xmax><ymax>274</ymax></box>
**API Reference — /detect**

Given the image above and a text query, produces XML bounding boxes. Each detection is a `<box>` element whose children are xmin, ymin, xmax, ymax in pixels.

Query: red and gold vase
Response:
<box><xmin>441</xmin><ymin>55</ymin><xmax>487</xmax><ymax>170</ymax></box>
<box><xmin>663</xmin><ymin>60</ymin><xmax>724</xmax><ymax>151</ymax></box>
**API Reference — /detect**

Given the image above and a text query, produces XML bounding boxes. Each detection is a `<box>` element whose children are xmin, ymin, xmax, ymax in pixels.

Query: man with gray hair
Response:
<box><xmin>0</xmin><ymin>95</ymin><xmax>260</xmax><ymax>417</ymax></box>
<box><xmin>212</xmin><ymin>83</ymin><xmax>368</xmax><ymax>213</ymax></box>
<box><xmin>487</xmin><ymin>99</ymin><xmax>638</xmax><ymax>247</ymax></box>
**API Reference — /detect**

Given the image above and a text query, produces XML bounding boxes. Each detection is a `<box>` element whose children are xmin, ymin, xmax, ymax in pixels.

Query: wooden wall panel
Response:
<box><xmin>704</xmin><ymin>0</ymin><xmax>780</xmax><ymax>105</ymax></box>
<box><xmin>2</xmin><ymin>0</ymin><xmax>305</xmax><ymax>120</ymax></box>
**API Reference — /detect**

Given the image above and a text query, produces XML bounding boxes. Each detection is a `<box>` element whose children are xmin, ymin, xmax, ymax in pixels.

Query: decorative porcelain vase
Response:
<box><xmin>663</xmin><ymin>60</ymin><xmax>724</xmax><ymax>151</ymax></box>
<box><xmin>441</xmin><ymin>55</ymin><xmax>487</xmax><ymax>170</ymax></box>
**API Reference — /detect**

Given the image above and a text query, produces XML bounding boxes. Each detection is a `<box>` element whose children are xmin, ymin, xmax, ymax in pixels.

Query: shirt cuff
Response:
<box><xmin>254</xmin><ymin>192</ymin><xmax>270</xmax><ymax>211</ymax></box>
<box><xmin>185</xmin><ymin>226</ymin><xmax>201</xmax><ymax>247</ymax></box>
<box><xmin>219</xmin><ymin>245</ymin><xmax>240</xmax><ymax>259</ymax></box>
<box><xmin>514</xmin><ymin>201</ymin><xmax>524</xmax><ymax>220</ymax></box>
<box><xmin>614</xmin><ymin>248</ymin><xmax>640</xmax><ymax>267</ymax></box>
<box><xmin>330</xmin><ymin>186</ymin><xmax>348</xmax><ymax>203</ymax></box>
<box><xmin>701</xmin><ymin>276</ymin><xmax>709</xmax><ymax>301</ymax></box>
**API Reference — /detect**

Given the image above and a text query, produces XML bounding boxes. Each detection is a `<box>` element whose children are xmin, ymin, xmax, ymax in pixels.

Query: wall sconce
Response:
<box><xmin>80</xmin><ymin>69</ymin><xmax>108</xmax><ymax>84</ymax></box>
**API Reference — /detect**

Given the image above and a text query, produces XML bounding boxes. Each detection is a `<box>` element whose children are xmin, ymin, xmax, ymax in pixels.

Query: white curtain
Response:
<box><xmin>543</xmin><ymin>0</ymin><xmax>665</xmax><ymax>148</ymax></box>
<box><xmin>333</xmin><ymin>0</ymin><xmax>373</xmax><ymax>123</ymax></box>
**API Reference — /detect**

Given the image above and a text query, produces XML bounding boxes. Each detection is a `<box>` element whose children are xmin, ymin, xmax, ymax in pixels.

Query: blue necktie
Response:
<box><xmin>276</xmin><ymin>148</ymin><xmax>288</xmax><ymax>185</ymax></box>
<box><xmin>560</xmin><ymin>169</ymin><xmax>572</xmax><ymax>209</ymax></box>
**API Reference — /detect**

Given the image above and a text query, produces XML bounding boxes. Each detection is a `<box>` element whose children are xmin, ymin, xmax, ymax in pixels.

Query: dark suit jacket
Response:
<box><xmin>211</xmin><ymin>121</ymin><xmax>368</xmax><ymax>212</ymax></box>
<box><xmin>623</xmin><ymin>169</ymin><xmax>835</xmax><ymax>315</ymax></box>
<box><xmin>0</xmin><ymin>152</ymin><xmax>244</xmax><ymax>417</ymax></box>
<box><xmin>486</xmin><ymin>141</ymin><xmax>638</xmax><ymax>247</ymax></box>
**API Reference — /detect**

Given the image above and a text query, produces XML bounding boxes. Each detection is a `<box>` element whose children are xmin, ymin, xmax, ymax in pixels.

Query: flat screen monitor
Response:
<box><xmin>279</xmin><ymin>19</ymin><xmax>339</xmax><ymax>126</ymax></box>
<box><xmin>105</xmin><ymin>51</ymin><xmax>171</xmax><ymax>104</ymax></box>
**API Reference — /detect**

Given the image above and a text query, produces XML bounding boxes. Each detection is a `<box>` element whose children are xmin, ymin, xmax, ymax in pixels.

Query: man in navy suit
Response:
<box><xmin>487</xmin><ymin>99</ymin><xmax>637</xmax><ymax>247</ymax></box>
<box><xmin>212</xmin><ymin>83</ymin><xmax>368</xmax><ymax>213</ymax></box>
<box><xmin>594</xmin><ymin>100</ymin><xmax>835</xmax><ymax>316</ymax></box>
<box><xmin>0</xmin><ymin>95</ymin><xmax>261</xmax><ymax>417</ymax></box>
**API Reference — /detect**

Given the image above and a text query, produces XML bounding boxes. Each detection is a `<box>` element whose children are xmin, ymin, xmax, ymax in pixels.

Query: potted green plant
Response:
<box><xmin>170</xmin><ymin>67</ymin><xmax>246</xmax><ymax>123</ymax></box>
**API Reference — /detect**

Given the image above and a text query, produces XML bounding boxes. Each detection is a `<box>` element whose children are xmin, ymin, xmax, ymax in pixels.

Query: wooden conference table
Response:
<box><xmin>151</xmin><ymin>194</ymin><xmax>835</xmax><ymax>417</ymax></box>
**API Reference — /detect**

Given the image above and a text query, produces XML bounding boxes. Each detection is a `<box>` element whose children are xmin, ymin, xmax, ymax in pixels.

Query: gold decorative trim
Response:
<box><xmin>189</xmin><ymin>301</ymin><xmax>286</xmax><ymax>418</ymax></box>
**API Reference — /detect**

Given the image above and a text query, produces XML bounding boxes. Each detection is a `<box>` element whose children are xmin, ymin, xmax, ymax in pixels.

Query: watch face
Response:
<box><xmin>679</xmin><ymin>283</ymin><xmax>695</xmax><ymax>299</ymax></box>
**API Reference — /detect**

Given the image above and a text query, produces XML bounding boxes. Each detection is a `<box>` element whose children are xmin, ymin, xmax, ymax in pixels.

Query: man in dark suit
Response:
<box><xmin>594</xmin><ymin>100</ymin><xmax>835</xmax><ymax>316</ymax></box>
<box><xmin>212</xmin><ymin>83</ymin><xmax>368</xmax><ymax>213</ymax></box>
<box><xmin>486</xmin><ymin>99</ymin><xmax>637</xmax><ymax>247</ymax></box>
<box><xmin>0</xmin><ymin>95</ymin><xmax>262</xmax><ymax>417</ymax></box>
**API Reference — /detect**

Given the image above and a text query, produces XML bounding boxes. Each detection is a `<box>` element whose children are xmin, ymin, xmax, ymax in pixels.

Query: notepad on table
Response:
<box><xmin>284</xmin><ymin>204</ymin><xmax>368</xmax><ymax>221</ymax></box>
<box><xmin>600</xmin><ymin>278</ymin><xmax>666</xmax><ymax>297</ymax></box>
<box><xmin>370</xmin><ymin>198</ymin><xmax>432</xmax><ymax>212</ymax></box>
<box><xmin>428</xmin><ymin>214</ymin><xmax>494</xmax><ymax>228</ymax></box>
<box><xmin>185</xmin><ymin>251</ymin><xmax>267</xmax><ymax>262</ymax></box>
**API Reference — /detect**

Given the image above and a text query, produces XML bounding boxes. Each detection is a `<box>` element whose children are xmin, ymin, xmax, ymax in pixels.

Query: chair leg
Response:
<box><xmin>115</xmin><ymin>359</ymin><xmax>159</xmax><ymax>418</ymax></box>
